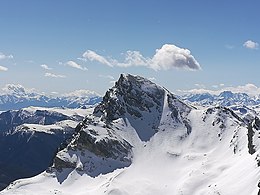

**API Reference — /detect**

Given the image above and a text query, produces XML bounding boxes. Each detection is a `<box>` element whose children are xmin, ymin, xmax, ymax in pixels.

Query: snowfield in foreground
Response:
<box><xmin>1</xmin><ymin>74</ymin><xmax>260</xmax><ymax>195</ymax></box>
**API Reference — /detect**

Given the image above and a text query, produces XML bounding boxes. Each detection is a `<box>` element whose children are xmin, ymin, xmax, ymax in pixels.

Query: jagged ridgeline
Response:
<box><xmin>1</xmin><ymin>74</ymin><xmax>260</xmax><ymax>195</ymax></box>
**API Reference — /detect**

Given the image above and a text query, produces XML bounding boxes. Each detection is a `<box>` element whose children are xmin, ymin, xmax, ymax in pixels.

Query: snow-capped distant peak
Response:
<box><xmin>1</xmin><ymin>84</ymin><xmax>32</xmax><ymax>95</ymax></box>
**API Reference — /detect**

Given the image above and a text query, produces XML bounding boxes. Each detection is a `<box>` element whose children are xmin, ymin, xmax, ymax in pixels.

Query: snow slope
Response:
<box><xmin>1</xmin><ymin>74</ymin><xmax>260</xmax><ymax>195</ymax></box>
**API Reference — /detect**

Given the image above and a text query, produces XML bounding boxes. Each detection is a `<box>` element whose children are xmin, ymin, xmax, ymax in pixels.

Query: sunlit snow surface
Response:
<box><xmin>2</xmin><ymin>107</ymin><xmax>259</xmax><ymax>194</ymax></box>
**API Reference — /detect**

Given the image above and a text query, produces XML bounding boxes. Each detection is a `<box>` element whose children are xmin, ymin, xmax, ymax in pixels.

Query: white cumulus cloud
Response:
<box><xmin>243</xmin><ymin>40</ymin><xmax>259</xmax><ymax>49</ymax></box>
<box><xmin>0</xmin><ymin>52</ymin><xmax>13</xmax><ymax>60</ymax></box>
<box><xmin>0</xmin><ymin>65</ymin><xmax>8</xmax><ymax>71</ymax></box>
<box><xmin>45</xmin><ymin>72</ymin><xmax>66</xmax><ymax>78</ymax></box>
<box><xmin>82</xmin><ymin>44</ymin><xmax>201</xmax><ymax>71</ymax></box>
<box><xmin>40</xmin><ymin>64</ymin><xmax>52</xmax><ymax>70</ymax></box>
<box><xmin>66</xmin><ymin>60</ymin><xmax>88</xmax><ymax>71</ymax></box>
<box><xmin>150</xmin><ymin>44</ymin><xmax>201</xmax><ymax>70</ymax></box>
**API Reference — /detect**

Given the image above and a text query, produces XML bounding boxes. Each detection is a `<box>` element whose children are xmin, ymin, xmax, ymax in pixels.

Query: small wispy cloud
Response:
<box><xmin>66</xmin><ymin>60</ymin><xmax>88</xmax><ymax>71</ymax></box>
<box><xmin>45</xmin><ymin>72</ymin><xmax>66</xmax><ymax>78</ymax></box>
<box><xmin>109</xmin><ymin>80</ymin><xmax>116</xmax><ymax>85</ymax></box>
<box><xmin>26</xmin><ymin>60</ymin><xmax>35</xmax><ymax>64</ymax></box>
<box><xmin>0</xmin><ymin>52</ymin><xmax>13</xmax><ymax>60</ymax></box>
<box><xmin>211</xmin><ymin>85</ymin><xmax>219</xmax><ymax>89</ymax></box>
<box><xmin>82</xmin><ymin>44</ymin><xmax>201</xmax><ymax>71</ymax></box>
<box><xmin>0</xmin><ymin>65</ymin><xmax>8</xmax><ymax>71</ymax></box>
<box><xmin>194</xmin><ymin>83</ymin><xmax>205</xmax><ymax>88</ymax></box>
<box><xmin>117</xmin><ymin>51</ymin><xmax>148</xmax><ymax>68</ymax></box>
<box><xmin>243</xmin><ymin>40</ymin><xmax>259</xmax><ymax>50</ymax></box>
<box><xmin>98</xmin><ymin>74</ymin><xmax>115</xmax><ymax>80</ymax></box>
<box><xmin>40</xmin><ymin>64</ymin><xmax>52</xmax><ymax>70</ymax></box>
<box><xmin>225</xmin><ymin>44</ymin><xmax>234</xmax><ymax>49</ymax></box>
<box><xmin>211</xmin><ymin>83</ymin><xmax>225</xmax><ymax>88</ymax></box>
<box><xmin>82</xmin><ymin>50</ymin><xmax>112</xmax><ymax>67</ymax></box>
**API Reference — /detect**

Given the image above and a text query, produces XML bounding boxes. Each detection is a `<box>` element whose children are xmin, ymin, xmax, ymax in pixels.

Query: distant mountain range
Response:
<box><xmin>180</xmin><ymin>91</ymin><xmax>260</xmax><ymax>107</ymax></box>
<box><xmin>2</xmin><ymin>83</ymin><xmax>260</xmax><ymax>112</ymax></box>
<box><xmin>180</xmin><ymin>91</ymin><xmax>260</xmax><ymax>124</ymax></box>
<box><xmin>0</xmin><ymin>84</ymin><xmax>102</xmax><ymax>111</ymax></box>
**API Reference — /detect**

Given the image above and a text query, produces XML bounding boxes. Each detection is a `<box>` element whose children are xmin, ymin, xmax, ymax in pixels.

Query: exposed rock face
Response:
<box><xmin>248</xmin><ymin>116</ymin><xmax>260</xmax><ymax>155</ymax></box>
<box><xmin>74</xmin><ymin>130</ymin><xmax>131</xmax><ymax>159</ymax></box>
<box><xmin>52</xmin><ymin>115</ymin><xmax>132</xmax><ymax>180</ymax></box>
<box><xmin>253</xmin><ymin>116</ymin><xmax>260</xmax><ymax>130</ymax></box>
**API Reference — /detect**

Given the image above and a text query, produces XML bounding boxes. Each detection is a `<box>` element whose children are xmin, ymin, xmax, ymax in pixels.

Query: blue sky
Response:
<box><xmin>0</xmin><ymin>0</ymin><xmax>260</xmax><ymax>95</ymax></box>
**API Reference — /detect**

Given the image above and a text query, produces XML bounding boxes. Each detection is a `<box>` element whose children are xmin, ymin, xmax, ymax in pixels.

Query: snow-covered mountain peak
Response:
<box><xmin>2</xmin><ymin>84</ymin><xmax>29</xmax><ymax>96</ymax></box>
<box><xmin>94</xmin><ymin>74</ymin><xmax>192</xmax><ymax>141</ymax></box>
<box><xmin>45</xmin><ymin>74</ymin><xmax>194</xmax><ymax>180</ymax></box>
